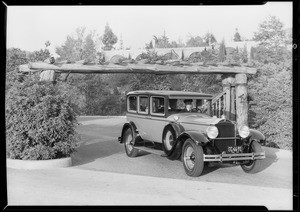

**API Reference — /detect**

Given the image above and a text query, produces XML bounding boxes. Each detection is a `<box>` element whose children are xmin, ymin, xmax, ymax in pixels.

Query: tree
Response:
<box><xmin>233</xmin><ymin>28</ymin><xmax>242</xmax><ymax>42</ymax></box>
<box><xmin>204</xmin><ymin>33</ymin><xmax>217</xmax><ymax>46</ymax></box>
<box><xmin>186</xmin><ymin>36</ymin><xmax>207</xmax><ymax>47</ymax></box>
<box><xmin>153</xmin><ymin>31</ymin><xmax>172</xmax><ymax>48</ymax></box>
<box><xmin>248</xmin><ymin>16</ymin><xmax>292</xmax><ymax>150</ymax></box>
<box><xmin>218</xmin><ymin>40</ymin><xmax>226</xmax><ymax>62</ymax></box>
<box><xmin>82</xmin><ymin>34</ymin><xmax>97</xmax><ymax>63</ymax></box>
<box><xmin>253</xmin><ymin>16</ymin><xmax>286</xmax><ymax>50</ymax></box>
<box><xmin>102</xmin><ymin>23</ymin><xmax>118</xmax><ymax>50</ymax></box>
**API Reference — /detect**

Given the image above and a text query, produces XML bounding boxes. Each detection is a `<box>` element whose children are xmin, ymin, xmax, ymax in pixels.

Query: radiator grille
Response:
<box><xmin>214</xmin><ymin>121</ymin><xmax>236</xmax><ymax>154</ymax></box>
<box><xmin>216</xmin><ymin>121</ymin><xmax>235</xmax><ymax>138</ymax></box>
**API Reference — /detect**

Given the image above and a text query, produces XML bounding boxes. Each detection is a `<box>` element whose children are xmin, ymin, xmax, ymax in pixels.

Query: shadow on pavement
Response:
<box><xmin>71</xmin><ymin>139</ymin><xmax>124</xmax><ymax>166</ymax></box>
<box><xmin>259</xmin><ymin>146</ymin><xmax>280</xmax><ymax>171</ymax></box>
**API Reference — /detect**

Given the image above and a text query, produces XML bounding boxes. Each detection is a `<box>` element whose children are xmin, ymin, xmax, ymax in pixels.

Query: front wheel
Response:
<box><xmin>182</xmin><ymin>139</ymin><xmax>204</xmax><ymax>177</ymax></box>
<box><xmin>123</xmin><ymin>128</ymin><xmax>139</xmax><ymax>157</ymax></box>
<box><xmin>241</xmin><ymin>140</ymin><xmax>263</xmax><ymax>173</ymax></box>
<box><xmin>162</xmin><ymin>126</ymin><xmax>176</xmax><ymax>155</ymax></box>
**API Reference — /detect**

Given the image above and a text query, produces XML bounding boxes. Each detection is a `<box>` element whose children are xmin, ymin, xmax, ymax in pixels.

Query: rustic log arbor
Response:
<box><xmin>18</xmin><ymin>61</ymin><xmax>255</xmax><ymax>129</ymax></box>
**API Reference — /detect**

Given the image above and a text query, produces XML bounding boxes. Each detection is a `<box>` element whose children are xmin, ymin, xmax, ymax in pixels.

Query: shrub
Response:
<box><xmin>248</xmin><ymin>62</ymin><xmax>292</xmax><ymax>150</ymax></box>
<box><xmin>6</xmin><ymin>76</ymin><xmax>80</xmax><ymax>160</ymax></box>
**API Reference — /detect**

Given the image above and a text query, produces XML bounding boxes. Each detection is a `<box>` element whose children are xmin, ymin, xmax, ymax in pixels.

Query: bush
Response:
<box><xmin>248</xmin><ymin>61</ymin><xmax>292</xmax><ymax>150</ymax></box>
<box><xmin>6</xmin><ymin>76</ymin><xmax>80</xmax><ymax>160</ymax></box>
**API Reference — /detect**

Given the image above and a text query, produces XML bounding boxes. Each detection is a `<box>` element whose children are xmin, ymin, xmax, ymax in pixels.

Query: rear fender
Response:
<box><xmin>120</xmin><ymin>121</ymin><xmax>137</xmax><ymax>143</ymax></box>
<box><xmin>167</xmin><ymin>131</ymin><xmax>209</xmax><ymax>160</ymax></box>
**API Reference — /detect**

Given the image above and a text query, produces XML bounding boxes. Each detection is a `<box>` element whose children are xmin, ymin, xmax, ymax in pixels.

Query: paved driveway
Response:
<box><xmin>6</xmin><ymin>116</ymin><xmax>294</xmax><ymax>209</ymax></box>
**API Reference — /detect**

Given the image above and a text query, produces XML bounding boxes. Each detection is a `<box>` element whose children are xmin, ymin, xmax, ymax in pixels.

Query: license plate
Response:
<box><xmin>227</xmin><ymin>146</ymin><xmax>242</xmax><ymax>153</ymax></box>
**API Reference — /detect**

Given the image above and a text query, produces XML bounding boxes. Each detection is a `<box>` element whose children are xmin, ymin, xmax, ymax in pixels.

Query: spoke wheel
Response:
<box><xmin>123</xmin><ymin>128</ymin><xmax>139</xmax><ymax>157</ymax></box>
<box><xmin>241</xmin><ymin>140</ymin><xmax>263</xmax><ymax>173</ymax></box>
<box><xmin>182</xmin><ymin>139</ymin><xmax>204</xmax><ymax>177</ymax></box>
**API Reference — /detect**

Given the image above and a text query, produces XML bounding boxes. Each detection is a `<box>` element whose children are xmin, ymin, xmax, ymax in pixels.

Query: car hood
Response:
<box><xmin>167</xmin><ymin>113</ymin><xmax>223</xmax><ymax>126</ymax></box>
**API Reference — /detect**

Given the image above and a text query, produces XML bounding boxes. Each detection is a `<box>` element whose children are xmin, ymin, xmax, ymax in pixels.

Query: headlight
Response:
<box><xmin>206</xmin><ymin>126</ymin><xmax>219</xmax><ymax>139</ymax></box>
<box><xmin>173</xmin><ymin>115</ymin><xmax>179</xmax><ymax>121</ymax></box>
<box><xmin>239</xmin><ymin>125</ymin><xmax>250</xmax><ymax>138</ymax></box>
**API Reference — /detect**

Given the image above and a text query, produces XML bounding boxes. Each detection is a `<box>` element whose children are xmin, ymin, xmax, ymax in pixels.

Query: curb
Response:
<box><xmin>7</xmin><ymin>157</ymin><xmax>72</xmax><ymax>170</ymax></box>
<box><xmin>78</xmin><ymin>116</ymin><xmax>126</xmax><ymax>118</ymax></box>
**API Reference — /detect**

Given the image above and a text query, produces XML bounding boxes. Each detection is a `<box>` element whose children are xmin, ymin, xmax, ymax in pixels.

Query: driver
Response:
<box><xmin>183</xmin><ymin>99</ymin><xmax>197</xmax><ymax>112</ymax></box>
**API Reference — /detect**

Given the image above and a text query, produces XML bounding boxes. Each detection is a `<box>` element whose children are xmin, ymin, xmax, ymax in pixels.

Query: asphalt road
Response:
<box><xmin>74</xmin><ymin>116</ymin><xmax>293</xmax><ymax>190</ymax></box>
<box><xmin>7</xmin><ymin>116</ymin><xmax>293</xmax><ymax>209</ymax></box>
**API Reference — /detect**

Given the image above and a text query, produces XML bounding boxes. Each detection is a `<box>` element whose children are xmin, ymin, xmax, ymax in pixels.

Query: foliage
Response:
<box><xmin>248</xmin><ymin>16</ymin><xmax>292</xmax><ymax>150</ymax></box>
<box><xmin>248</xmin><ymin>61</ymin><xmax>292</xmax><ymax>150</ymax></box>
<box><xmin>82</xmin><ymin>34</ymin><xmax>97</xmax><ymax>62</ymax></box>
<box><xmin>186</xmin><ymin>36</ymin><xmax>207</xmax><ymax>47</ymax></box>
<box><xmin>6</xmin><ymin>76</ymin><xmax>80</xmax><ymax>160</ymax></box>
<box><xmin>102</xmin><ymin>23</ymin><xmax>118</xmax><ymax>51</ymax></box>
<box><xmin>253</xmin><ymin>16</ymin><xmax>287</xmax><ymax>50</ymax></box>
<box><xmin>233</xmin><ymin>29</ymin><xmax>242</xmax><ymax>42</ymax></box>
<box><xmin>182</xmin><ymin>74</ymin><xmax>222</xmax><ymax>95</ymax></box>
<box><xmin>153</xmin><ymin>31</ymin><xmax>173</xmax><ymax>48</ymax></box>
<box><xmin>203</xmin><ymin>33</ymin><xmax>217</xmax><ymax>45</ymax></box>
<box><xmin>27</xmin><ymin>49</ymin><xmax>51</xmax><ymax>62</ymax></box>
<box><xmin>56</xmin><ymin>27</ymin><xmax>97</xmax><ymax>62</ymax></box>
<box><xmin>6</xmin><ymin>48</ymin><xmax>28</xmax><ymax>91</ymax></box>
<box><xmin>218</xmin><ymin>40</ymin><xmax>226</xmax><ymax>62</ymax></box>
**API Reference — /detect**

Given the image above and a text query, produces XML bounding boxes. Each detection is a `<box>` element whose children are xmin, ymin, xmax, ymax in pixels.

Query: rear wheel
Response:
<box><xmin>123</xmin><ymin>128</ymin><xmax>139</xmax><ymax>157</ymax></box>
<box><xmin>182</xmin><ymin>139</ymin><xmax>204</xmax><ymax>177</ymax></box>
<box><xmin>241</xmin><ymin>140</ymin><xmax>263</xmax><ymax>173</ymax></box>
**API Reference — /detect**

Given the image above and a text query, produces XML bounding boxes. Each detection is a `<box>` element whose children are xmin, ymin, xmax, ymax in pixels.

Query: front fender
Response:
<box><xmin>167</xmin><ymin>131</ymin><xmax>209</xmax><ymax>160</ymax></box>
<box><xmin>178</xmin><ymin>131</ymin><xmax>209</xmax><ymax>146</ymax></box>
<box><xmin>165</xmin><ymin>122</ymin><xmax>185</xmax><ymax>138</ymax></box>
<box><xmin>248</xmin><ymin>129</ymin><xmax>265</xmax><ymax>145</ymax></box>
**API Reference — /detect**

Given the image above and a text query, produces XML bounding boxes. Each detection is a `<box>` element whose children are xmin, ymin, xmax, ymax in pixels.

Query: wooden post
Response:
<box><xmin>222</xmin><ymin>75</ymin><xmax>235</xmax><ymax>120</ymax></box>
<box><xmin>235</xmin><ymin>74</ymin><xmax>248</xmax><ymax>129</ymax></box>
<box><xmin>230</xmin><ymin>85</ymin><xmax>236</xmax><ymax>121</ymax></box>
<box><xmin>207</xmin><ymin>100</ymin><xmax>212</xmax><ymax>116</ymax></box>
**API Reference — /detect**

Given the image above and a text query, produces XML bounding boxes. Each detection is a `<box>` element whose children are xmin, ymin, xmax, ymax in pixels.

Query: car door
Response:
<box><xmin>147</xmin><ymin>95</ymin><xmax>168</xmax><ymax>143</ymax></box>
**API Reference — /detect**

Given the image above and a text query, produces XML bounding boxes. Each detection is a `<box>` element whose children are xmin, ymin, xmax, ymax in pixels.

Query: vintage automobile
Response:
<box><xmin>118</xmin><ymin>90</ymin><xmax>265</xmax><ymax>177</ymax></box>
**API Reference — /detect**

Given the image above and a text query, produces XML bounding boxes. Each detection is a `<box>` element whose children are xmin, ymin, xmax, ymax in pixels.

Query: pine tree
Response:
<box><xmin>102</xmin><ymin>23</ymin><xmax>118</xmax><ymax>51</ymax></box>
<box><xmin>218</xmin><ymin>40</ymin><xmax>226</xmax><ymax>62</ymax></box>
<box><xmin>233</xmin><ymin>28</ymin><xmax>242</xmax><ymax>42</ymax></box>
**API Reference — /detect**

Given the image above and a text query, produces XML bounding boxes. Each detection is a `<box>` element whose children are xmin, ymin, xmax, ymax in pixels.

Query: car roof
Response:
<box><xmin>127</xmin><ymin>90</ymin><xmax>213</xmax><ymax>99</ymax></box>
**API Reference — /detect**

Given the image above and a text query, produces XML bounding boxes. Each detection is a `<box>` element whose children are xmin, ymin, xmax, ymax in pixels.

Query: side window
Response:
<box><xmin>151</xmin><ymin>96</ymin><xmax>165</xmax><ymax>116</ymax></box>
<box><xmin>138</xmin><ymin>96</ymin><xmax>149</xmax><ymax>114</ymax></box>
<box><xmin>127</xmin><ymin>96</ymin><xmax>137</xmax><ymax>112</ymax></box>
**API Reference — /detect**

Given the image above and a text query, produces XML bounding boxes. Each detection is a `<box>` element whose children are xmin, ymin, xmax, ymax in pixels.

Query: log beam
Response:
<box><xmin>18</xmin><ymin>62</ymin><xmax>257</xmax><ymax>75</ymax></box>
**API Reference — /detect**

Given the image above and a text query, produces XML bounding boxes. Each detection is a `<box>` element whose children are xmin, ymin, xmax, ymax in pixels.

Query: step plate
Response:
<box><xmin>134</xmin><ymin>146</ymin><xmax>166</xmax><ymax>157</ymax></box>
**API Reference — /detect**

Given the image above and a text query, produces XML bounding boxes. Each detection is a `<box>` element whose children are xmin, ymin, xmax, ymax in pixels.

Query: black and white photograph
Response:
<box><xmin>4</xmin><ymin>2</ymin><xmax>294</xmax><ymax>210</ymax></box>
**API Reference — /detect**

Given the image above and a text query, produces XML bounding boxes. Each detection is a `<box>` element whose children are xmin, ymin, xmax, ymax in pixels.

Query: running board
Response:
<box><xmin>134</xmin><ymin>146</ymin><xmax>167</xmax><ymax>157</ymax></box>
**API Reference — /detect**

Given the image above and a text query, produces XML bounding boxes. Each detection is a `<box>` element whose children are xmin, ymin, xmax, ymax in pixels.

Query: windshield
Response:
<box><xmin>168</xmin><ymin>98</ymin><xmax>211</xmax><ymax>115</ymax></box>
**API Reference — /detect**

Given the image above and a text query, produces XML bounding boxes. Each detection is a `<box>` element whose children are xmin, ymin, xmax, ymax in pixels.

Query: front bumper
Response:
<box><xmin>203</xmin><ymin>152</ymin><xmax>265</xmax><ymax>162</ymax></box>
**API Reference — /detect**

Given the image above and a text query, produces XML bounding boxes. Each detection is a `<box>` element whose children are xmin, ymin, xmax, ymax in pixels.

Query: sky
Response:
<box><xmin>6</xmin><ymin>2</ymin><xmax>293</xmax><ymax>57</ymax></box>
